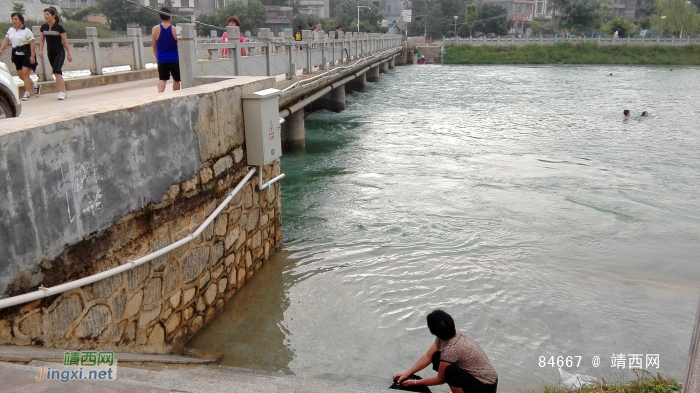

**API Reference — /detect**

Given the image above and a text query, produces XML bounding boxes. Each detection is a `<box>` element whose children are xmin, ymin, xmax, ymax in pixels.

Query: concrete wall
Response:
<box><xmin>0</xmin><ymin>77</ymin><xmax>283</xmax><ymax>354</ymax></box>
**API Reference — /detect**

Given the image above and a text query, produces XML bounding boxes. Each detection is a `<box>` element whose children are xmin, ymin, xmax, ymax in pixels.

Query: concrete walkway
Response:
<box><xmin>0</xmin><ymin>360</ymin><xmax>391</xmax><ymax>392</ymax></box>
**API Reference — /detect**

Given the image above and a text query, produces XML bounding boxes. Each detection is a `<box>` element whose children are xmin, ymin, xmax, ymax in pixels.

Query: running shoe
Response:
<box><xmin>22</xmin><ymin>92</ymin><xmax>30</xmax><ymax>101</ymax></box>
<box><xmin>57</xmin><ymin>91</ymin><xmax>66</xmax><ymax>100</ymax></box>
<box><xmin>34</xmin><ymin>84</ymin><xmax>41</xmax><ymax>97</ymax></box>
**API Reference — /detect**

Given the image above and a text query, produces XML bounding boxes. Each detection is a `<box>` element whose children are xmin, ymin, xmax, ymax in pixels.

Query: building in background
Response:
<box><xmin>298</xmin><ymin>0</ymin><xmax>329</xmax><ymax>18</ymax></box>
<box><xmin>265</xmin><ymin>6</ymin><xmax>293</xmax><ymax>34</ymax></box>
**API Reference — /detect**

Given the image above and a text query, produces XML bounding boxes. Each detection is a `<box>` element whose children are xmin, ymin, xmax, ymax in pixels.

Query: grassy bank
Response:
<box><xmin>443</xmin><ymin>43</ymin><xmax>700</xmax><ymax>65</ymax></box>
<box><xmin>541</xmin><ymin>372</ymin><xmax>682</xmax><ymax>393</ymax></box>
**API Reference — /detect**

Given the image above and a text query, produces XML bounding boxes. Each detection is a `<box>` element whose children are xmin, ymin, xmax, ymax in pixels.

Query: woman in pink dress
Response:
<box><xmin>219</xmin><ymin>16</ymin><xmax>246</xmax><ymax>58</ymax></box>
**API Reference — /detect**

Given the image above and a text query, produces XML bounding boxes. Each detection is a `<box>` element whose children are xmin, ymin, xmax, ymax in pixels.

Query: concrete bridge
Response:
<box><xmin>0</xmin><ymin>24</ymin><xmax>402</xmax><ymax>356</ymax></box>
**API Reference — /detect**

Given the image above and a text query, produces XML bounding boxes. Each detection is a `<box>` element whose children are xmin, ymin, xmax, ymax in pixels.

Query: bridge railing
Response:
<box><xmin>0</xmin><ymin>27</ymin><xmax>153</xmax><ymax>81</ymax></box>
<box><xmin>444</xmin><ymin>35</ymin><xmax>700</xmax><ymax>47</ymax></box>
<box><xmin>179</xmin><ymin>24</ymin><xmax>403</xmax><ymax>87</ymax></box>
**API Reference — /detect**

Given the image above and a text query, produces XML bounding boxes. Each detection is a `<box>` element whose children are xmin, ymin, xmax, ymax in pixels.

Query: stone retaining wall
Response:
<box><xmin>0</xmin><ymin>77</ymin><xmax>282</xmax><ymax>353</ymax></box>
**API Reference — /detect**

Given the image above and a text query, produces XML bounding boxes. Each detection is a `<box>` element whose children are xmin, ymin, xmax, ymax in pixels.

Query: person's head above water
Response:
<box><xmin>623</xmin><ymin>110</ymin><xmax>630</xmax><ymax>118</ymax></box>
<box><xmin>641</xmin><ymin>111</ymin><xmax>649</xmax><ymax>117</ymax></box>
<box><xmin>427</xmin><ymin>309</ymin><xmax>456</xmax><ymax>340</ymax></box>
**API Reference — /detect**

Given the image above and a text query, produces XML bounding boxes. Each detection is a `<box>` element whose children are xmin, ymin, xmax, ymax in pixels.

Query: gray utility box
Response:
<box><xmin>242</xmin><ymin>88</ymin><xmax>282</xmax><ymax>166</ymax></box>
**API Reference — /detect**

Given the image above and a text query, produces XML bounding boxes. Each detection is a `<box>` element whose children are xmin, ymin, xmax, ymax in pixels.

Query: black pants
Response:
<box><xmin>431</xmin><ymin>352</ymin><xmax>498</xmax><ymax>393</ymax></box>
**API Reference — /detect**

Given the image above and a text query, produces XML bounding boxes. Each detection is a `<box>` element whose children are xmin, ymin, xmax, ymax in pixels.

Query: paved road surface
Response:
<box><xmin>18</xmin><ymin>78</ymin><xmax>174</xmax><ymax>120</ymax></box>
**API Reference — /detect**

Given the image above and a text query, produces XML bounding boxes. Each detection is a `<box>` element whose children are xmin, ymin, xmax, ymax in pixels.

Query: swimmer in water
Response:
<box><xmin>623</xmin><ymin>109</ymin><xmax>630</xmax><ymax>120</ymax></box>
<box><xmin>640</xmin><ymin>111</ymin><xmax>649</xmax><ymax>117</ymax></box>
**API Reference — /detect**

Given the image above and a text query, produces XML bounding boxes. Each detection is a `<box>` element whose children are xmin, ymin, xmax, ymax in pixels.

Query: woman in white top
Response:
<box><xmin>0</xmin><ymin>12</ymin><xmax>41</xmax><ymax>100</ymax></box>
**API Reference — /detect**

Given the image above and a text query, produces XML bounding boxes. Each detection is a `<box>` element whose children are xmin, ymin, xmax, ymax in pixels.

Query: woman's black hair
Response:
<box><xmin>44</xmin><ymin>8</ymin><xmax>60</xmax><ymax>24</ymax></box>
<box><xmin>427</xmin><ymin>310</ymin><xmax>456</xmax><ymax>340</ymax></box>
<box><xmin>11</xmin><ymin>12</ymin><xmax>25</xmax><ymax>24</ymax></box>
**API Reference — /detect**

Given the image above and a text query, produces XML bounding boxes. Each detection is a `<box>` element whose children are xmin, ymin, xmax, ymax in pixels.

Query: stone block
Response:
<box><xmin>182</xmin><ymin>246</ymin><xmax>210</xmax><ymax>283</ymax></box>
<box><xmin>243</xmin><ymin>184</ymin><xmax>253</xmax><ymax>208</ymax></box>
<box><xmin>228</xmin><ymin>207</ymin><xmax>242</xmax><ymax>227</ymax></box>
<box><xmin>137</xmin><ymin>331</ymin><xmax>148</xmax><ymax>345</ymax></box>
<box><xmin>162</xmin><ymin>307</ymin><xmax>172</xmax><ymax>321</ymax></box>
<box><xmin>214</xmin><ymin>214</ymin><xmax>228</xmax><ymax>237</ymax></box>
<box><xmin>151</xmin><ymin>238</ymin><xmax>171</xmax><ymax>271</ymax></box>
<box><xmin>44</xmin><ymin>294</ymin><xmax>83</xmax><ymax>342</ymax></box>
<box><xmin>247</xmin><ymin>208</ymin><xmax>260</xmax><ymax>232</ymax></box>
<box><xmin>142</xmin><ymin>278</ymin><xmax>162</xmax><ymax>308</ymax></box>
<box><xmin>204</xmin><ymin>284</ymin><xmax>218</xmax><ymax>305</ymax></box>
<box><xmin>191</xmin><ymin>316</ymin><xmax>203</xmax><ymax>332</ymax></box>
<box><xmin>252</xmin><ymin>230</ymin><xmax>262</xmax><ymax>249</ymax></box>
<box><xmin>182</xmin><ymin>176</ymin><xmax>199</xmax><ymax>192</ymax></box>
<box><xmin>122</xmin><ymin>290</ymin><xmax>143</xmax><ymax>319</ymax></box>
<box><xmin>264</xmin><ymin>242</ymin><xmax>270</xmax><ymax>259</ymax></box>
<box><xmin>148</xmin><ymin>323</ymin><xmax>165</xmax><ymax>345</ymax></box>
<box><xmin>235</xmin><ymin>230</ymin><xmax>247</xmax><ymax>250</ymax></box>
<box><xmin>196</xmin><ymin>297</ymin><xmax>206</xmax><ymax>312</ymax></box>
<box><xmin>74</xmin><ymin>305</ymin><xmax>111</xmax><ymax>339</ymax></box>
<box><xmin>105</xmin><ymin>321</ymin><xmax>127</xmax><ymax>343</ymax></box>
<box><xmin>211</xmin><ymin>242</ymin><xmax>224</xmax><ymax>264</ymax></box>
<box><xmin>203</xmin><ymin>221</ymin><xmax>214</xmax><ymax>241</ymax></box>
<box><xmin>183</xmin><ymin>307</ymin><xmax>194</xmax><ymax>321</ymax></box>
<box><xmin>0</xmin><ymin>320</ymin><xmax>12</xmax><ymax>344</ymax></box>
<box><xmin>260</xmin><ymin>212</ymin><xmax>269</xmax><ymax>228</ymax></box>
<box><xmin>199</xmin><ymin>167</ymin><xmax>213</xmax><ymax>184</ymax></box>
<box><xmin>162</xmin><ymin>263</ymin><xmax>180</xmax><ymax>295</ymax></box>
<box><xmin>225</xmin><ymin>253</ymin><xmax>236</xmax><ymax>267</ymax></box>
<box><xmin>126</xmin><ymin>262</ymin><xmax>151</xmax><ymax>291</ymax></box>
<box><xmin>183</xmin><ymin>287</ymin><xmax>196</xmax><ymax>305</ymax></box>
<box><xmin>237</xmin><ymin>267</ymin><xmax>245</xmax><ymax>287</ymax></box>
<box><xmin>92</xmin><ymin>274</ymin><xmax>122</xmax><ymax>299</ymax></box>
<box><xmin>218</xmin><ymin>278</ymin><xmax>228</xmax><ymax>293</ymax></box>
<box><xmin>233</xmin><ymin>147</ymin><xmax>244</xmax><ymax>163</ymax></box>
<box><xmin>165</xmin><ymin>312</ymin><xmax>181</xmax><ymax>335</ymax></box>
<box><xmin>212</xmin><ymin>264</ymin><xmax>224</xmax><ymax>279</ymax></box>
<box><xmin>112</xmin><ymin>291</ymin><xmax>126</xmax><ymax>319</ymax></box>
<box><xmin>164</xmin><ymin>185</ymin><xmax>179</xmax><ymax>201</ymax></box>
<box><xmin>18</xmin><ymin>313</ymin><xmax>42</xmax><ymax>340</ymax></box>
<box><xmin>245</xmin><ymin>251</ymin><xmax>252</xmax><ymax>269</ymax></box>
<box><xmin>199</xmin><ymin>270</ymin><xmax>211</xmax><ymax>288</ymax></box>
<box><xmin>127</xmin><ymin>322</ymin><xmax>136</xmax><ymax>341</ymax></box>
<box><xmin>225</xmin><ymin>227</ymin><xmax>240</xmax><ymax>250</ymax></box>
<box><xmin>266</xmin><ymin>187</ymin><xmax>276</xmax><ymax>204</ymax></box>
<box><xmin>213</xmin><ymin>156</ymin><xmax>233</xmax><ymax>177</ymax></box>
<box><xmin>138</xmin><ymin>304</ymin><xmax>161</xmax><ymax>329</ymax></box>
<box><xmin>169</xmin><ymin>290</ymin><xmax>181</xmax><ymax>309</ymax></box>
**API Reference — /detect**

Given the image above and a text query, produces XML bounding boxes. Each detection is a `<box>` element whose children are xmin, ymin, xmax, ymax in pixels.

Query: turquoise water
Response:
<box><xmin>187</xmin><ymin>65</ymin><xmax>700</xmax><ymax>392</ymax></box>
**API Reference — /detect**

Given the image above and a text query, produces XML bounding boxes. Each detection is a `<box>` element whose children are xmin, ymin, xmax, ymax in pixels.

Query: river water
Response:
<box><xmin>187</xmin><ymin>65</ymin><xmax>700</xmax><ymax>392</ymax></box>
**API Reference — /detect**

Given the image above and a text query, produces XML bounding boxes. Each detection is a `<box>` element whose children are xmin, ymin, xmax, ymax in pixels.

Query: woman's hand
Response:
<box><xmin>38</xmin><ymin>52</ymin><xmax>43</xmax><ymax>59</ymax></box>
<box><xmin>400</xmin><ymin>378</ymin><xmax>418</xmax><ymax>388</ymax></box>
<box><xmin>392</xmin><ymin>372</ymin><xmax>411</xmax><ymax>384</ymax></box>
<box><xmin>67</xmin><ymin>53</ymin><xmax>72</xmax><ymax>62</ymax></box>
<box><xmin>30</xmin><ymin>55</ymin><xmax>36</xmax><ymax>64</ymax></box>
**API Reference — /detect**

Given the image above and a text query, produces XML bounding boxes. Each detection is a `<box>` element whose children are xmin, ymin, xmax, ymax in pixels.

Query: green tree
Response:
<box><xmin>72</xmin><ymin>6</ymin><xmax>102</xmax><ymax>21</ymax></box>
<box><xmin>638</xmin><ymin>16</ymin><xmax>652</xmax><ymax>29</ymax></box>
<box><xmin>601</xmin><ymin>18</ymin><xmax>637</xmax><ymax>36</ymax></box>
<box><xmin>334</xmin><ymin>0</ymin><xmax>384</xmax><ymax>32</ymax></box>
<box><xmin>98</xmin><ymin>0</ymin><xmax>161</xmax><ymax>31</ymax></box>
<box><xmin>474</xmin><ymin>3</ymin><xmax>507</xmax><ymax>35</ymax></box>
<box><xmin>463</xmin><ymin>3</ymin><xmax>478</xmax><ymax>36</ymax></box>
<box><xmin>560</xmin><ymin>0</ymin><xmax>601</xmax><ymax>33</ymax></box>
<box><xmin>12</xmin><ymin>3</ymin><xmax>26</xmax><ymax>14</ymax></box>
<box><xmin>653</xmin><ymin>0</ymin><xmax>699</xmax><ymax>36</ymax></box>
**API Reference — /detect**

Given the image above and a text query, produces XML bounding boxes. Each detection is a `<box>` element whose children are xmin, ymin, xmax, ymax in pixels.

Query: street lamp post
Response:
<box><xmin>358</xmin><ymin>6</ymin><xmax>370</xmax><ymax>33</ymax></box>
<box><xmin>454</xmin><ymin>15</ymin><xmax>458</xmax><ymax>42</ymax></box>
<box><xmin>660</xmin><ymin>15</ymin><xmax>666</xmax><ymax>39</ymax></box>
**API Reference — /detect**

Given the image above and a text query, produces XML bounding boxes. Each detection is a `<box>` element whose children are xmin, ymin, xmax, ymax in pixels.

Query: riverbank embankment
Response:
<box><xmin>443</xmin><ymin>43</ymin><xmax>700</xmax><ymax>65</ymax></box>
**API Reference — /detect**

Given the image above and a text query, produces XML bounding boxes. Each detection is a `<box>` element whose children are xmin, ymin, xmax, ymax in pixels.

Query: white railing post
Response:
<box><xmin>127</xmin><ymin>28</ymin><xmax>142</xmax><ymax>70</ymax></box>
<box><xmin>86</xmin><ymin>27</ymin><xmax>103</xmax><ymax>75</ymax></box>
<box><xmin>32</xmin><ymin>26</ymin><xmax>52</xmax><ymax>81</ymax></box>
<box><xmin>227</xmin><ymin>26</ymin><xmax>240</xmax><ymax>75</ymax></box>
<box><xmin>178</xmin><ymin>23</ymin><xmax>197</xmax><ymax>88</ymax></box>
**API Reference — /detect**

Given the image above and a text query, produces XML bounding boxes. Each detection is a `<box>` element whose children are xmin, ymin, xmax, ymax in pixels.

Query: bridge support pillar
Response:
<box><xmin>380</xmin><ymin>62</ymin><xmax>389</xmax><ymax>74</ymax></box>
<box><xmin>346</xmin><ymin>72</ymin><xmax>366</xmax><ymax>93</ymax></box>
<box><xmin>282</xmin><ymin>110</ymin><xmax>305</xmax><ymax>150</ymax></box>
<box><xmin>367</xmin><ymin>65</ymin><xmax>380</xmax><ymax>82</ymax></box>
<box><xmin>388</xmin><ymin>57</ymin><xmax>395</xmax><ymax>69</ymax></box>
<box><xmin>316</xmin><ymin>86</ymin><xmax>346</xmax><ymax>113</ymax></box>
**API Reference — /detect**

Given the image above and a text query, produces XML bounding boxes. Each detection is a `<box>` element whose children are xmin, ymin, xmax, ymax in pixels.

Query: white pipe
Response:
<box><xmin>0</xmin><ymin>168</ymin><xmax>259</xmax><ymax>310</ymax></box>
<box><xmin>258</xmin><ymin>165</ymin><xmax>285</xmax><ymax>191</ymax></box>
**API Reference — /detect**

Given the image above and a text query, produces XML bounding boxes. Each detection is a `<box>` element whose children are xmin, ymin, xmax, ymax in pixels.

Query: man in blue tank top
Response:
<box><xmin>152</xmin><ymin>7</ymin><xmax>180</xmax><ymax>92</ymax></box>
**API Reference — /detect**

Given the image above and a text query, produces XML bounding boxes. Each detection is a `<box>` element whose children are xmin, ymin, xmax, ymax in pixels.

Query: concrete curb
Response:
<box><xmin>20</xmin><ymin>68</ymin><xmax>158</xmax><ymax>95</ymax></box>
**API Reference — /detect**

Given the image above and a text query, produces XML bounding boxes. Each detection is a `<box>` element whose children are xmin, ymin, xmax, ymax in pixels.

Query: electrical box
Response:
<box><xmin>242</xmin><ymin>88</ymin><xmax>282</xmax><ymax>166</ymax></box>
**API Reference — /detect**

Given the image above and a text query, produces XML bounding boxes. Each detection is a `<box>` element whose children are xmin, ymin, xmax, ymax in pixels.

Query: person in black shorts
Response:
<box><xmin>39</xmin><ymin>7</ymin><xmax>72</xmax><ymax>100</ymax></box>
<box><xmin>152</xmin><ymin>8</ymin><xmax>180</xmax><ymax>92</ymax></box>
<box><xmin>0</xmin><ymin>12</ymin><xmax>41</xmax><ymax>100</ymax></box>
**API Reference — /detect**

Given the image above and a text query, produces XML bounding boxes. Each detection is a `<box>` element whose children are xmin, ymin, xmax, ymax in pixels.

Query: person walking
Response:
<box><xmin>39</xmin><ymin>7</ymin><xmax>72</xmax><ymax>100</ymax></box>
<box><xmin>219</xmin><ymin>17</ymin><xmax>246</xmax><ymax>58</ymax></box>
<box><xmin>312</xmin><ymin>23</ymin><xmax>325</xmax><ymax>41</ymax></box>
<box><xmin>152</xmin><ymin>7</ymin><xmax>179</xmax><ymax>93</ymax></box>
<box><xmin>0</xmin><ymin>12</ymin><xmax>41</xmax><ymax>100</ymax></box>
<box><xmin>393</xmin><ymin>310</ymin><xmax>498</xmax><ymax>393</ymax></box>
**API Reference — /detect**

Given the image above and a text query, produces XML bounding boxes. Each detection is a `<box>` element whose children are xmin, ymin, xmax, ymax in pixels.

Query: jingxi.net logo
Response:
<box><xmin>35</xmin><ymin>351</ymin><xmax>118</xmax><ymax>383</ymax></box>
